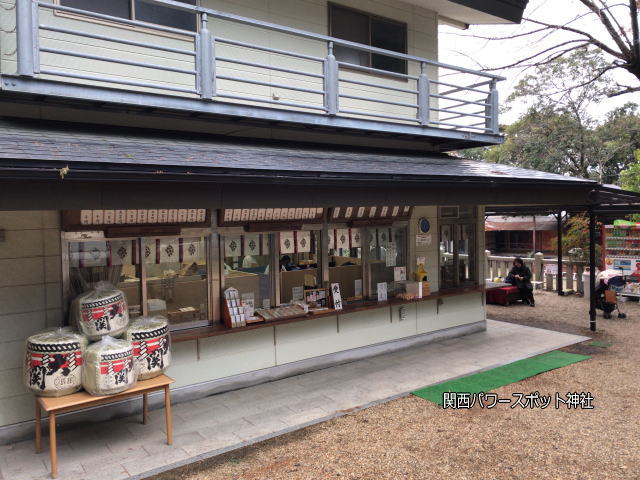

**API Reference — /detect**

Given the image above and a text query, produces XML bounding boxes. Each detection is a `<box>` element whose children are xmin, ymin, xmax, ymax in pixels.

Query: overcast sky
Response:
<box><xmin>438</xmin><ymin>0</ymin><xmax>639</xmax><ymax>123</ymax></box>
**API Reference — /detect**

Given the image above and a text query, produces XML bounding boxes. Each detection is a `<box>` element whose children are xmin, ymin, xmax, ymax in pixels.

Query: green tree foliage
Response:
<box><xmin>551</xmin><ymin>214</ymin><xmax>602</xmax><ymax>260</ymax></box>
<box><xmin>467</xmin><ymin>50</ymin><xmax>640</xmax><ymax>184</ymax></box>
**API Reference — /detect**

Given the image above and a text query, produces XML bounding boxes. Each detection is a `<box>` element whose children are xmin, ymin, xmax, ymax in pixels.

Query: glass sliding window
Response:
<box><xmin>368</xmin><ymin>227</ymin><xmax>407</xmax><ymax>298</ymax></box>
<box><xmin>279</xmin><ymin>231</ymin><xmax>322</xmax><ymax>304</ymax></box>
<box><xmin>61</xmin><ymin>0</ymin><xmax>130</xmax><ymax>18</ymax></box>
<box><xmin>68</xmin><ymin>239</ymin><xmax>143</xmax><ymax>318</ymax></box>
<box><xmin>60</xmin><ymin>0</ymin><xmax>198</xmax><ymax>31</ymax></box>
<box><xmin>329</xmin><ymin>3</ymin><xmax>408</xmax><ymax>74</ymax></box>
<box><xmin>458</xmin><ymin>223</ymin><xmax>477</xmax><ymax>285</ymax></box>
<box><xmin>223</xmin><ymin>234</ymin><xmax>273</xmax><ymax>309</ymax></box>
<box><xmin>328</xmin><ymin>228</ymin><xmax>362</xmax><ymax>300</ymax></box>
<box><xmin>135</xmin><ymin>0</ymin><xmax>197</xmax><ymax>31</ymax></box>
<box><xmin>143</xmin><ymin>236</ymin><xmax>209</xmax><ymax>327</ymax></box>
<box><xmin>439</xmin><ymin>224</ymin><xmax>456</xmax><ymax>290</ymax></box>
<box><xmin>438</xmin><ymin>207</ymin><xmax>478</xmax><ymax>289</ymax></box>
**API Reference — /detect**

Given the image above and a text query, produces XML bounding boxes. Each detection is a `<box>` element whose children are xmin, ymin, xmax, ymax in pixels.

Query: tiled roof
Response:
<box><xmin>0</xmin><ymin>117</ymin><xmax>594</xmax><ymax>185</ymax></box>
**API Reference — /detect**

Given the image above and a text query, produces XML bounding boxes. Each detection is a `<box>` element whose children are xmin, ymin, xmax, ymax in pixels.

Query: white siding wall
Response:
<box><xmin>0</xmin><ymin>211</ymin><xmax>62</xmax><ymax>427</ymax></box>
<box><xmin>1</xmin><ymin>0</ymin><xmax>438</xmax><ymax>121</ymax></box>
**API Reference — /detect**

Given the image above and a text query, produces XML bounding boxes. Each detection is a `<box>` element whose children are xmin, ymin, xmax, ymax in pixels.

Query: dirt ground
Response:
<box><xmin>153</xmin><ymin>291</ymin><xmax>640</xmax><ymax>480</ymax></box>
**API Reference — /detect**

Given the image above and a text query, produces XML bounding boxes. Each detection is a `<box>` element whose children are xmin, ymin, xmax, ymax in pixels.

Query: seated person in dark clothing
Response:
<box><xmin>507</xmin><ymin>257</ymin><xmax>535</xmax><ymax>307</ymax></box>
<box><xmin>280</xmin><ymin>255</ymin><xmax>299</xmax><ymax>271</ymax></box>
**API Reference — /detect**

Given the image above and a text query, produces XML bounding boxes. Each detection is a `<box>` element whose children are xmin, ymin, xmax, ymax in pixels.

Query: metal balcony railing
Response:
<box><xmin>15</xmin><ymin>0</ymin><xmax>503</xmax><ymax>135</ymax></box>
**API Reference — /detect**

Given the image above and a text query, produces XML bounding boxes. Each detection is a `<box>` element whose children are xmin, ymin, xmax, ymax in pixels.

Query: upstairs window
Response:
<box><xmin>60</xmin><ymin>0</ymin><xmax>198</xmax><ymax>32</ymax></box>
<box><xmin>329</xmin><ymin>3</ymin><xmax>407</xmax><ymax>75</ymax></box>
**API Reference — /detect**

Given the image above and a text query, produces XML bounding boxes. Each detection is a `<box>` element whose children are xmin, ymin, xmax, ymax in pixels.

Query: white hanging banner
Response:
<box><xmin>378</xmin><ymin>228</ymin><xmax>391</xmax><ymax>247</ymax></box>
<box><xmin>328</xmin><ymin>229</ymin><xmax>335</xmax><ymax>250</ymax></box>
<box><xmin>349</xmin><ymin>228</ymin><xmax>362</xmax><ymax>248</ymax></box>
<box><xmin>224</xmin><ymin>236</ymin><xmax>242</xmax><ymax>257</ymax></box>
<box><xmin>280</xmin><ymin>231</ymin><xmax>295</xmax><ymax>254</ymax></box>
<box><xmin>181</xmin><ymin>237</ymin><xmax>202</xmax><ymax>263</ymax></box>
<box><xmin>336</xmin><ymin>229</ymin><xmax>349</xmax><ymax>249</ymax></box>
<box><xmin>108</xmin><ymin>240</ymin><xmax>134</xmax><ymax>266</ymax></box>
<box><xmin>243</xmin><ymin>234</ymin><xmax>261</xmax><ymax>256</ymax></box>
<box><xmin>159</xmin><ymin>238</ymin><xmax>180</xmax><ymax>263</ymax></box>
<box><xmin>296</xmin><ymin>231</ymin><xmax>311</xmax><ymax>253</ymax></box>
<box><xmin>144</xmin><ymin>240</ymin><xmax>156</xmax><ymax>264</ymax></box>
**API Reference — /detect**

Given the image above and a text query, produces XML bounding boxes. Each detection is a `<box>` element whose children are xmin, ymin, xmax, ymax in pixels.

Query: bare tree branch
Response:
<box><xmin>579</xmin><ymin>0</ymin><xmax>632</xmax><ymax>56</ymax></box>
<box><xmin>608</xmin><ymin>85</ymin><xmax>640</xmax><ymax>96</ymax></box>
<box><xmin>525</xmin><ymin>17</ymin><xmax>626</xmax><ymax>59</ymax></box>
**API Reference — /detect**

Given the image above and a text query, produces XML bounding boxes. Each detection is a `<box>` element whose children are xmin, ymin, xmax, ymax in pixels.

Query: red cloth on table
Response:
<box><xmin>486</xmin><ymin>286</ymin><xmax>521</xmax><ymax>306</ymax></box>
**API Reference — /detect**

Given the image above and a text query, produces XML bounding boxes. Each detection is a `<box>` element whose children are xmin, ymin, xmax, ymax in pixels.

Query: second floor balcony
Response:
<box><xmin>4</xmin><ymin>0</ymin><xmax>507</xmax><ymax>149</ymax></box>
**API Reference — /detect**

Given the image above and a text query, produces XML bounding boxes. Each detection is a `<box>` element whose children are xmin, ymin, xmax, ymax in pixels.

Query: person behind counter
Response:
<box><xmin>507</xmin><ymin>257</ymin><xmax>535</xmax><ymax>307</ymax></box>
<box><xmin>280</xmin><ymin>255</ymin><xmax>297</xmax><ymax>271</ymax></box>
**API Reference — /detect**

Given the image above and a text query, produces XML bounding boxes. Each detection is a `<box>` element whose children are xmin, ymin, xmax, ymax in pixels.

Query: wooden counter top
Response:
<box><xmin>171</xmin><ymin>287</ymin><xmax>482</xmax><ymax>343</ymax></box>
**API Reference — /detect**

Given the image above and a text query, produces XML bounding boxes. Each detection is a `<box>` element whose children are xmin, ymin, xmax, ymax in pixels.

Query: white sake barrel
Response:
<box><xmin>125</xmin><ymin>316</ymin><xmax>171</xmax><ymax>381</ymax></box>
<box><xmin>73</xmin><ymin>282</ymin><xmax>129</xmax><ymax>341</ymax></box>
<box><xmin>82</xmin><ymin>336</ymin><xmax>137</xmax><ymax>396</ymax></box>
<box><xmin>24</xmin><ymin>329</ymin><xmax>88</xmax><ymax>397</ymax></box>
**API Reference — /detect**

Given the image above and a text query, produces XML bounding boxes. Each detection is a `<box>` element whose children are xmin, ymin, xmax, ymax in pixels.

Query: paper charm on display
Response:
<box><xmin>354</xmin><ymin>279</ymin><xmax>363</xmax><ymax>297</ymax></box>
<box><xmin>394</xmin><ymin>266</ymin><xmax>407</xmax><ymax>282</ymax></box>
<box><xmin>336</xmin><ymin>228</ymin><xmax>349</xmax><ymax>249</ymax></box>
<box><xmin>280</xmin><ymin>231</ymin><xmax>295</xmax><ymax>254</ymax></box>
<box><xmin>224</xmin><ymin>236</ymin><xmax>242</xmax><ymax>257</ymax></box>
<box><xmin>350</xmin><ymin>228</ymin><xmax>362</xmax><ymax>248</ymax></box>
<box><xmin>243</xmin><ymin>234</ymin><xmax>261</xmax><ymax>256</ymax></box>
<box><xmin>296</xmin><ymin>231</ymin><xmax>311</xmax><ymax>253</ymax></box>
<box><xmin>330</xmin><ymin>283</ymin><xmax>343</xmax><ymax>310</ymax></box>
<box><xmin>377</xmin><ymin>282</ymin><xmax>388</xmax><ymax>302</ymax></box>
<box><xmin>292</xmin><ymin>286</ymin><xmax>304</xmax><ymax>302</ymax></box>
<box><xmin>328</xmin><ymin>229</ymin><xmax>335</xmax><ymax>250</ymax></box>
<box><xmin>182</xmin><ymin>237</ymin><xmax>202</xmax><ymax>263</ymax></box>
<box><xmin>385</xmin><ymin>244</ymin><xmax>397</xmax><ymax>267</ymax></box>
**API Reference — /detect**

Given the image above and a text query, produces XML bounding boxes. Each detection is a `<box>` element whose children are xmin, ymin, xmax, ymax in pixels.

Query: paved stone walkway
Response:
<box><xmin>0</xmin><ymin>320</ymin><xmax>589</xmax><ymax>480</ymax></box>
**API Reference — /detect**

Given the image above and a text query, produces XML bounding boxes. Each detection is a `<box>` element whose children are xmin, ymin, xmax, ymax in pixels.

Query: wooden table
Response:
<box><xmin>35</xmin><ymin>375</ymin><xmax>174</xmax><ymax>478</ymax></box>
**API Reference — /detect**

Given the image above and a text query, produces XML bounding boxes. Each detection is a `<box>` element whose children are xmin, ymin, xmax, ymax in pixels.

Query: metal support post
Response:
<box><xmin>324</xmin><ymin>42</ymin><xmax>338</xmax><ymax>115</ymax></box>
<box><xmin>557</xmin><ymin>212</ymin><xmax>564</xmax><ymax>296</ymax></box>
<box><xmin>486</xmin><ymin>80</ymin><xmax>499</xmax><ymax>134</ymax></box>
<box><xmin>199</xmin><ymin>13</ymin><xmax>215</xmax><ymax>99</ymax></box>
<box><xmin>589</xmin><ymin>208</ymin><xmax>597</xmax><ymax>332</ymax></box>
<box><xmin>417</xmin><ymin>62</ymin><xmax>430</xmax><ymax>126</ymax></box>
<box><xmin>17</xmin><ymin>0</ymin><xmax>36</xmax><ymax>76</ymax></box>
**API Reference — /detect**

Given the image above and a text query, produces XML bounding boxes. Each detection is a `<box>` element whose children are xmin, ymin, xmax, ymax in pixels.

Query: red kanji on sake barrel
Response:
<box><xmin>125</xmin><ymin>316</ymin><xmax>172</xmax><ymax>381</ymax></box>
<box><xmin>73</xmin><ymin>282</ymin><xmax>130</xmax><ymax>341</ymax></box>
<box><xmin>24</xmin><ymin>329</ymin><xmax>88</xmax><ymax>397</ymax></box>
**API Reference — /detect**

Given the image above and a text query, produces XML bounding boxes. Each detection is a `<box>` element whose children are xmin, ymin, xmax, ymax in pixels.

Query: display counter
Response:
<box><xmin>172</xmin><ymin>286</ymin><xmax>482</xmax><ymax>343</ymax></box>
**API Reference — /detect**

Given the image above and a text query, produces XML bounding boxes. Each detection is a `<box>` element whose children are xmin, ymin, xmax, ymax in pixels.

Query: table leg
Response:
<box><xmin>142</xmin><ymin>393</ymin><xmax>148</xmax><ymax>425</ymax></box>
<box><xmin>164</xmin><ymin>385</ymin><xmax>172</xmax><ymax>445</ymax></box>
<box><xmin>49</xmin><ymin>413</ymin><xmax>57</xmax><ymax>479</ymax></box>
<box><xmin>35</xmin><ymin>401</ymin><xmax>42</xmax><ymax>454</ymax></box>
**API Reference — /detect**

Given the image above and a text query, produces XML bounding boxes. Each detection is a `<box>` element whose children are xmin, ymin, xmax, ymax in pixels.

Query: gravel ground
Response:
<box><xmin>153</xmin><ymin>291</ymin><xmax>640</xmax><ymax>480</ymax></box>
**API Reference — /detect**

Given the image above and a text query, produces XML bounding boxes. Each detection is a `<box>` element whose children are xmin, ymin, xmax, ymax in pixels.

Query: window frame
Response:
<box><xmin>328</xmin><ymin>2</ymin><xmax>408</xmax><ymax>76</ymax></box>
<box><xmin>61</xmin><ymin>229</ymin><xmax>216</xmax><ymax>332</ymax></box>
<box><xmin>438</xmin><ymin>207</ymin><xmax>479</xmax><ymax>290</ymax></box>
<box><xmin>55</xmin><ymin>0</ymin><xmax>199</xmax><ymax>39</ymax></box>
